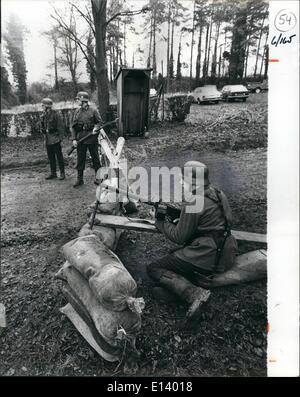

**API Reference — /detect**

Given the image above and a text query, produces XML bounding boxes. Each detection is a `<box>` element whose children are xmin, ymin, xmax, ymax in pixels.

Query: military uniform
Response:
<box><xmin>40</xmin><ymin>109</ymin><xmax>65</xmax><ymax>178</ymax></box>
<box><xmin>148</xmin><ymin>185</ymin><xmax>238</xmax><ymax>282</ymax></box>
<box><xmin>147</xmin><ymin>184</ymin><xmax>238</xmax><ymax>318</ymax></box>
<box><xmin>70</xmin><ymin>105</ymin><xmax>102</xmax><ymax>174</ymax></box>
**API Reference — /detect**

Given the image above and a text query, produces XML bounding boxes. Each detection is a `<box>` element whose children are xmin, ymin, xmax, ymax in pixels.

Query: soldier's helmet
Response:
<box><xmin>76</xmin><ymin>91</ymin><xmax>89</xmax><ymax>102</ymax></box>
<box><xmin>42</xmin><ymin>98</ymin><xmax>53</xmax><ymax>107</ymax></box>
<box><xmin>183</xmin><ymin>161</ymin><xmax>209</xmax><ymax>187</ymax></box>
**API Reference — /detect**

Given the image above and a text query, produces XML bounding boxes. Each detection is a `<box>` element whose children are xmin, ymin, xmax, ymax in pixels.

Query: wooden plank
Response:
<box><xmin>93</xmin><ymin>214</ymin><xmax>267</xmax><ymax>244</ymax></box>
<box><xmin>60</xmin><ymin>304</ymin><xmax>119</xmax><ymax>362</ymax></box>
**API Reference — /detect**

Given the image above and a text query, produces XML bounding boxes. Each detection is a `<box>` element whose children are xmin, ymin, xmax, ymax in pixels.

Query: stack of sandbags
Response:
<box><xmin>57</xmin><ymin>235</ymin><xmax>145</xmax><ymax>362</ymax></box>
<box><xmin>194</xmin><ymin>249</ymin><xmax>267</xmax><ymax>289</ymax></box>
<box><xmin>57</xmin><ymin>174</ymin><xmax>142</xmax><ymax>362</ymax></box>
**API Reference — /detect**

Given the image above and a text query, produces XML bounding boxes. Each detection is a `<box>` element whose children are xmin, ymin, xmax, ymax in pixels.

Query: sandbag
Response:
<box><xmin>78</xmin><ymin>223</ymin><xmax>116</xmax><ymax>250</ymax></box>
<box><xmin>212</xmin><ymin>249</ymin><xmax>267</xmax><ymax>287</ymax></box>
<box><xmin>60</xmin><ymin>283</ymin><xmax>120</xmax><ymax>360</ymax></box>
<box><xmin>61</xmin><ymin>235</ymin><xmax>145</xmax><ymax>313</ymax></box>
<box><xmin>60</xmin><ymin>303</ymin><xmax>119</xmax><ymax>362</ymax></box>
<box><xmin>61</xmin><ymin>262</ymin><xmax>141</xmax><ymax>348</ymax></box>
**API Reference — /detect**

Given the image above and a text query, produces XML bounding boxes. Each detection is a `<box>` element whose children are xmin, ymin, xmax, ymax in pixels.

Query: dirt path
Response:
<box><xmin>0</xmin><ymin>97</ymin><xmax>267</xmax><ymax>376</ymax></box>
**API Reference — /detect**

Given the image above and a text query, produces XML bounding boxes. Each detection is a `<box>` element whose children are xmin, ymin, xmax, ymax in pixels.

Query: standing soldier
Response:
<box><xmin>70</xmin><ymin>91</ymin><xmax>102</xmax><ymax>187</ymax></box>
<box><xmin>40</xmin><ymin>98</ymin><xmax>65</xmax><ymax>180</ymax></box>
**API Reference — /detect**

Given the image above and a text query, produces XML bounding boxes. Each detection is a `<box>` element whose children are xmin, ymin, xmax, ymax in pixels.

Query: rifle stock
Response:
<box><xmin>67</xmin><ymin>118</ymin><xmax>119</xmax><ymax>156</ymax></box>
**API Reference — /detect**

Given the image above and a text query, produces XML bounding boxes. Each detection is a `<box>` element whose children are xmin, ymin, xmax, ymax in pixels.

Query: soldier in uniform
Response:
<box><xmin>40</xmin><ymin>98</ymin><xmax>65</xmax><ymax>180</ymax></box>
<box><xmin>147</xmin><ymin>161</ymin><xmax>238</xmax><ymax>319</ymax></box>
<box><xmin>70</xmin><ymin>91</ymin><xmax>102</xmax><ymax>187</ymax></box>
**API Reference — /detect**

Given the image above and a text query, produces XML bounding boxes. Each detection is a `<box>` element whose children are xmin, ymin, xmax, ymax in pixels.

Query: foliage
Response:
<box><xmin>1</xmin><ymin>66</ymin><xmax>19</xmax><ymax>108</ymax></box>
<box><xmin>4</xmin><ymin>13</ymin><xmax>28</xmax><ymax>104</ymax></box>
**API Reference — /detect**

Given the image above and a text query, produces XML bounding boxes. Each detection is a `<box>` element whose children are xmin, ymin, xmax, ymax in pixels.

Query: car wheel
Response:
<box><xmin>255</xmin><ymin>87</ymin><xmax>261</xmax><ymax>94</ymax></box>
<box><xmin>197</xmin><ymin>98</ymin><xmax>201</xmax><ymax>105</ymax></box>
<box><xmin>215</xmin><ymin>101</ymin><xmax>219</xmax><ymax>104</ymax></box>
<box><xmin>242</xmin><ymin>98</ymin><xmax>247</xmax><ymax>102</ymax></box>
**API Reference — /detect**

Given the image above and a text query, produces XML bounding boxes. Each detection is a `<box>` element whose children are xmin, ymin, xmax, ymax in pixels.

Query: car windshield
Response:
<box><xmin>199</xmin><ymin>86</ymin><xmax>219</xmax><ymax>94</ymax></box>
<box><xmin>224</xmin><ymin>85</ymin><xmax>247</xmax><ymax>92</ymax></box>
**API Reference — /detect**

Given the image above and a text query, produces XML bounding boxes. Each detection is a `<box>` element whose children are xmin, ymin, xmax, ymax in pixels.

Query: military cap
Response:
<box><xmin>76</xmin><ymin>91</ymin><xmax>89</xmax><ymax>101</ymax></box>
<box><xmin>42</xmin><ymin>98</ymin><xmax>53</xmax><ymax>106</ymax></box>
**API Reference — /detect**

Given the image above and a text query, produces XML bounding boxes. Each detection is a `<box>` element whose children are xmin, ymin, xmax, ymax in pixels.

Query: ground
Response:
<box><xmin>0</xmin><ymin>93</ymin><xmax>267</xmax><ymax>376</ymax></box>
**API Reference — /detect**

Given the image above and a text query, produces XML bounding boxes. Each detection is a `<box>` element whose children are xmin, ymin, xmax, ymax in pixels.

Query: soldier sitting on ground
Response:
<box><xmin>40</xmin><ymin>98</ymin><xmax>65</xmax><ymax>180</ymax></box>
<box><xmin>70</xmin><ymin>91</ymin><xmax>102</xmax><ymax>188</ymax></box>
<box><xmin>147</xmin><ymin>161</ymin><xmax>238</xmax><ymax>320</ymax></box>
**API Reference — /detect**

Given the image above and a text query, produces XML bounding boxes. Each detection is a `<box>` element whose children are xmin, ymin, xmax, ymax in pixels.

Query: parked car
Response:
<box><xmin>221</xmin><ymin>85</ymin><xmax>249</xmax><ymax>102</ymax></box>
<box><xmin>191</xmin><ymin>85</ymin><xmax>222</xmax><ymax>104</ymax></box>
<box><xmin>246</xmin><ymin>79</ymin><xmax>268</xmax><ymax>93</ymax></box>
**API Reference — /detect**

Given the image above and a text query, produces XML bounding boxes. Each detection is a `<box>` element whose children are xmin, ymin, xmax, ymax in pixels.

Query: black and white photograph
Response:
<box><xmin>0</xmin><ymin>0</ymin><xmax>298</xmax><ymax>380</ymax></box>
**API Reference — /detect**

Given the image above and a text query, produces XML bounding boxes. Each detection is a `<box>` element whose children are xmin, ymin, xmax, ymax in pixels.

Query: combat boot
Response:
<box><xmin>158</xmin><ymin>270</ymin><xmax>211</xmax><ymax>320</ymax></box>
<box><xmin>59</xmin><ymin>171</ymin><xmax>65</xmax><ymax>180</ymax></box>
<box><xmin>73</xmin><ymin>171</ymin><xmax>84</xmax><ymax>187</ymax></box>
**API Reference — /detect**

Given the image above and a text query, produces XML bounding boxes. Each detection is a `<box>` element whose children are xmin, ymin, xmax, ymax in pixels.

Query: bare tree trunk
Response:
<box><xmin>259</xmin><ymin>32</ymin><xmax>269</xmax><ymax>79</ymax></box>
<box><xmin>176</xmin><ymin>31</ymin><xmax>182</xmax><ymax>80</ymax></box>
<box><xmin>189</xmin><ymin>0</ymin><xmax>196</xmax><ymax>90</ymax></box>
<box><xmin>244</xmin><ymin>39</ymin><xmax>250</xmax><ymax>78</ymax></box>
<box><xmin>109</xmin><ymin>45</ymin><xmax>113</xmax><ymax>84</ymax></box>
<box><xmin>211</xmin><ymin>21</ymin><xmax>221</xmax><ymax>78</ymax></box>
<box><xmin>202</xmin><ymin>23</ymin><xmax>209</xmax><ymax>80</ymax></box>
<box><xmin>166</xmin><ymin>1</ymin><xmax>171</xmax><ymax>92</ymax></box>
<box><xmin>147</xmin><ymin>14</ymin><xmax>153</xmax><ymax>68</ymax></box>
<box><xmin>195</xmin><ymin>26</ymin><xmax>203</xmax><ymax>84</ymax></box>
<box><xmin>254</xmin><ymin>14</ymin><xmax>266</xmax><ymax>78</ymax></box>
<box><xmin>206</xmin><ymin>14</ymin><xmax>214</xmax><ymax>78</ymax></box>
<box><xmin>123</xmin><ymin>20</ymin><xmax>126</xmax><ymax>66</ymax></box>
<box><xmin>264</xmin><ymin>44</ymin><xmax>269</xmax><ymax>79</ymax></box>
<box><xmin>152</xmin><ymin>9</ymin><xmax>157</xmax><ymax>79</ymax></box>
<box><xmin>222</xmin><ymin>31</ymin><xmax>227</xmax><ymax>76</ymax></box>
<box><xmin>217</xmin><ymin>44</ymin><xmax>222</xmax><ymax>79</ymax></box>
<box><xmin>91</xmin><ymin>0</ymin><xmax>110</xmax><ymax>121</ymax></box>
<box><xmin>54</xmin><ymin>39</ymin><xmax>59</xmax><ymax>90</ymax></box>
<box><xmin>169</xmin><ymin>16</ymin><xmax>175</xmax><ymax>80</ymax></box>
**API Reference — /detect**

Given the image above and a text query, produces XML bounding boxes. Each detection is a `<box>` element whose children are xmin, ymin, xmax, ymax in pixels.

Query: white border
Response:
<box><xmin>268</xmin><ymin>0</ymin><xmax>299</xmax><ymax>377</ymax></box>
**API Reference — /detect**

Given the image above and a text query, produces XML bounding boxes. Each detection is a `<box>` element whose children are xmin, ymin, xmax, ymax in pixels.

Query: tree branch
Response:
<box><xmin>70</xmin><ymin>2</ymin><xmax>95</xmax><ymax>36</ymax></box>
<box><xmin>51</xmin><ymin>11</ymin><xmax>96</xmax><ymax>75</ymax></box>
<box><xmin>106</xmin><ymin>7</ymin><xmax>150</xmax><ymax>27</ymax></box>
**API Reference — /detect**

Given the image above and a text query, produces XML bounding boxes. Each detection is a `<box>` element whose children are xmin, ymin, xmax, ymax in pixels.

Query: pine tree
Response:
<box><xmin>4</xmin><ymin>13</ymin><xmax>28</xmax><ymax>104</ymax></box>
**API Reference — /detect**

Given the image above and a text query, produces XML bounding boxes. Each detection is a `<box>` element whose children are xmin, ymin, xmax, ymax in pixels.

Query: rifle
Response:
<box><xmin>67</xmin><ymin>118</ymin><xmax>119</xmax><ymax>156</ymax></box>
<box><xmin>90</xmin><ymin>183</ymin><xmax>181</xmax><ymax>230</ymax></box>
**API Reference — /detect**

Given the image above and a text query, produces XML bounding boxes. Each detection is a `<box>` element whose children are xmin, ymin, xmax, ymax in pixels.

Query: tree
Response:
<box><xmin>4</xmin><ymin>13</ymin><xmax>28</xmax><ymax>104</ymax></box>
<box><xmin>228</xmin><ymin>2</ymin><xmax>248</xmax><ymax>81</ymax></box>
<box><xmin>195</xmin><ymin>0</ymin><xmax>208</xmax><ymax>84</ymax></box>
<box><xmin>1</xmin><ymin>65</ymin><xmax>18</xmax><ymax>108</ymax></box>
<box><xmin>50</xmin><ymin>5</ymin><xmax>83</xmax><ymax>95</ymax></box>
<box><xmin>43</xmin><ymin>27</ymin><xmax>60</xmax><ymax>90</ymax></box>
<box><xmin>86</xmin><ymin>29</ymin><xmax>96</xmax><ymax>91</ymax></box>
<box><xmin>90</xmin><ymin>0</ymin><xmax>110</xmax><ymax>120</ymax></box>
<box><xmin>253</xmin><ymin>2</ymin><xmax>268</xmax><ymax>77</ymax></box>
<box><xmin>176</xmin><ymin>29</ymin><xmax>184</xmax><ymax>80</ymax></box>
<box><xmin>143</xmin><ymin>0</ymin><xmax>167</xmax><ymax>78</ymax></box>
<box><xmin>189</xmin><ymin>0</ymin><xmax>196</xmax><ymax>90</ymax></box>
<box><xmin>51</xmin><ymin>1</ymin><xmax>149</xmax><ymax>119</ymax></box>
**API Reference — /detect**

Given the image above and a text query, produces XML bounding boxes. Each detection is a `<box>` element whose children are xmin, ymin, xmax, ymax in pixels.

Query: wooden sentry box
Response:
<box><xmin>115</xmin><ymin>68</ymin><xmax>152</xmax><ymax>136</ymax></box>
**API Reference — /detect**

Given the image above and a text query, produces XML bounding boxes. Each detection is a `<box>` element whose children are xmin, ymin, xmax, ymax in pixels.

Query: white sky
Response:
<box><xmin>1</xmin><ymin>0</ymin><xmax>259</xmax><ymax>86</ymax></box>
